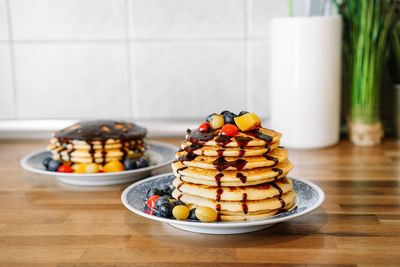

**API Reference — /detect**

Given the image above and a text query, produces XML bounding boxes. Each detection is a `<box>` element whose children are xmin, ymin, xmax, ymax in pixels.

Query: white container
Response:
<box><xmin>270</xmin><ymin>16</ymin><xmax>342</xmax><ymax>149</ymax></box>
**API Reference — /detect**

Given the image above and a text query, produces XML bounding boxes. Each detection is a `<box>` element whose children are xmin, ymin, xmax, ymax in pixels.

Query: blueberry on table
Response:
<box><xmin>42</xmin><ymin>157</ymin><xmax>52</xmax><ymax>169</ymax></box>
<box><xmin>47</xmin><ymin>160</ymin><xmax>61</xmax><ymax>172</ymax></box>
<box><xmin>135</xmin><ymin>158</ymin><xmax>149</xmax><ymax>169</ymax></box>
<box><xmin>123</xmin><ymin>158</ymin><xmax>137</xmax><ymax>170</ymax></box>
<box><xmin>157</xmin><ymin>202</ymin><xmax>174</xmax><ymax>218</ymax></box>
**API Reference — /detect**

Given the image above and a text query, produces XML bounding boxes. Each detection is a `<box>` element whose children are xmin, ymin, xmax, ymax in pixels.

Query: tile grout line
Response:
<box><xmin>124</xmin><ymin>0</ymin><xmax>134</xmax><ymax>119</ymax></box>
<box><xmin>126</xmin><ymin>0</ymin><xmax>139</xmax><ymax>119</ymax></box>
<box><xmin>5</xmin><ymin>0</ymin><xmax>18</xmax><ymax>119</ymax></box>
<box><xmin>244</xmin><ymin>0</ymin><xmax>252</xmax><ymax>111</ymax></box>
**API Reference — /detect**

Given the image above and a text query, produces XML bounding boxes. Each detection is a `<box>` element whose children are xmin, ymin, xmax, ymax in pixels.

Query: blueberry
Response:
<box><xmin>42</xmin><ymin>157</ymin><xmax>52</xmax><ymax>169</ymax></box>
<box><xmin>155</xmin><ymin>196</ymin><xmax>170</xmax><ymax>209</ymax></box>
<box><xmin>173</xmin><ymin>200</ymin><xmax>186</xmax><ymax>207</ymax></box>
<box><xmin>47</xmin><ymin>160</ymin><xmax>61</xmax><ymax>172</ymax></box>
<box><xmin>167</xmin><ymin>186</ymin><xmax>175</xmax><ymax>195</ymax></box>
<box><xmin>135</xmin><ymin>158</ymin><xmax>149</xmax><ymax>169</ymax></box>
<box><xmin>238</xmin><ymin>111</ymin><xmax>249</xmax><ymax>116</ymax></box>
<box><xmin>123</xmin><ymin>158</ymin><xmax>137</xmax><ymax>170</ymax></box>
<box><xmin>221</xmin><ymin>111</ymin><xmax>237</xmax><ymax>125</ymax></box>
<box><xmin>146</xmin><ymin>188</ymin><xmax>162</xmax><ymax>198</ymax></box>
<box><xmin>206</xmin><ymin>113</ymin><xmax>216</xmax><ymax>122</ymax></box>
<box><xmin>160</xmin><ymin>184</ymin><xmax>170</xmax><ymax>192</ymax></box>
<box><xmin>157</xmin><ymin>202</ymin><xmax>174</xmax><ymax>218</ymax></box>
<box><xmin>188</xmin><ymin>208</ymin><xmax>198</xmax><ymax>221</ymax></box>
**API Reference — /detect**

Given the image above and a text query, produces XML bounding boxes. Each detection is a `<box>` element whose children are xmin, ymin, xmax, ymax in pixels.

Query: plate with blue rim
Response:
<box><xmin>21</xmin><ymin>141</ymin><xmax>177</xmax><ymax>186</ymax></box>
<box><xmin>121</xmin><ymin>172</ymin><xmax>325</xmax><ymax>234</ymax></box>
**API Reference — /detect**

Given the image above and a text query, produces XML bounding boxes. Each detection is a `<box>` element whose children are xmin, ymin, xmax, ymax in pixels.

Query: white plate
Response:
<box><xmin>21</xmin><ymin>141</ymin><xmax>177</xmax><ymax>186</ymax></box>
<box><xmin>121</xmin><ymin>173</ymin><xmax>325</xmax><ymax>234</ymax></box>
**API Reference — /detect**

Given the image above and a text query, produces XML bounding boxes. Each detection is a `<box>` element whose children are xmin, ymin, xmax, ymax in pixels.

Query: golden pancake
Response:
<box><xmin>180</xmin><ymin>141</ymin><xmax>280</xmax><ymax>157</ymax></box>
<box><xmin>175</xmin><ymin>148</ymin><xmax>288</xmax><ymax>171</ymax></box>
<box><xmin>172</xmin><ymin>177</ymin><xmax>293</xmax><ymax>201</ymax></box>
<box><xmin>172</xmin><ymin>160</ymin><xmax>292</xmax><ymax>184</ymax></box>
<box><xmin>172</xmin><ymin>189</ymin><xmax>296</xmax><ymax>213</ymax></box>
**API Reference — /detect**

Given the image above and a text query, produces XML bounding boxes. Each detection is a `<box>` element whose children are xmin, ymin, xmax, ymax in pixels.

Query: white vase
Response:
<box><xmin>270</xmin><ymin>16</ymin><xmax>342</xmax><ymax>149</ymax></box>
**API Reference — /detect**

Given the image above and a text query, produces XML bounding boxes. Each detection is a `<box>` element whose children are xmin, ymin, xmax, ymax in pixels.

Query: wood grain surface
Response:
<box><xmin>0</xmin><ymin>138</ymin><xmax>399</xmax><ymax>266</ymax></box>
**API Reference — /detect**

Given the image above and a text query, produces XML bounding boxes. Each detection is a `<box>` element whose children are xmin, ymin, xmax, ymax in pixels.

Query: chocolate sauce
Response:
<box><xmin>176</xmin><ymin>166</ymin><xmax>188</xmax><ymax>174</ymax></box>
<box><xmin>217</xmin><ymin>149</ymin><xmax>225</xmax><ymax>157</ymax></box>
<box><xmin>278</xmin><ymin>198</ymin><xmax>286</xmax><ymax>208</ymax></box>
<box><xmin>246</xmin><ymin>129</ymin><xmax>273</xmax><ymax>144</ymax></box>
<box><xmin>241</xmin><ymin>193</ymin><xmax>248</xmax><ymax>214</ymax></box>
<box><xmin>178</xmin><ymin>153</ymin><xmax>198</xmax><ymax>162</ymax></box>
<box><xmin>55</xmin><ymin>120</ymin><xmax>146</xmax><ymax>143</ymax></box>
<box><xmin>271</xmin><ymin>183</ymin><xmax>283</xmax><ymax>197</ymax></box>
<box><xmin>236</xmin><ymin>172</ymin><xmax>247</xmax><ymax>183</ymax></box>
<box><xmin>216</xmin><ymin>188</ymin><xmax>223</xmax><ymax>202</ymax></box>
<box><xmin>238</xmin><ymin>149</ymin><xmax>245</xmax><ymax>157</ymax></box>
<box><xmin>242</xmin><ymin>203</ymin><xmax>248</xmax><ymax>214</ymax></box>
<box><xmin>186</xmin><ymin>129</ymin><xmax>217</xmax><ymax>144</ymax></box>
<box><xmin>264</xmin><ymin>155</ymin><xmax>279</xmax><ymax>166</ymax></box>
<box><xmin>183</xmin><ymin>143</ymin><xmax>203</xmax><ymax>153</ymax></box>
<box><xmin>215</xmin><ymin>134</ymin><xmax>232</xmax><ymax>147</ymax></box>
<box><xmin>177</xmin><ymin>182</ymin><xmax>184</xmax><ymax>191</ymax></box>
<box><xmin>216</xmin><ymin>203</ymin><xmax>221</xmax><ymax>211</ymax></box>
<box><xmin>215</xmin><ymin>173</ymin><xmax>224</xmax><ymax>187</ymax></box>
<box><xmin>217</xmin><ymin>214</ymin><xmax>221</xmax><ymax>221</ymax></box>
<box><xmin>177</xmin><ymin>194</ymin><xmax>183</xmax><ymax>201</ymax></box>
<box><xmin>212</xmin><ymin>157</ymin><xmax>247</xmax><ymax>172</ymax></box>
<box><xmin>234</xmin><ymin>136</ymin><xmax>252</xmax><ymax>148</ymax></box>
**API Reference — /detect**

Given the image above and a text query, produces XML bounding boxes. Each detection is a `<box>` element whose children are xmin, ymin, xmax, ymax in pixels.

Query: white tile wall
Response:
<box><xmin>0</xmin><ymin>44</ymin><xmax>15</xmax><ymax>119</ymax></box>
<box><xmin>14</xmin><ymin>43</ymin><xmax>131</xmax><ymax>118</ymax></box>
<box><xmin>130</xmin><ymin>0</ymin><xmax>245</xmax><ymax>39</ymax></box>
<box><xmin>9</xmin><ymin>0</ymin><xmax>127</xmax><ymax>40</ymax></box>
<box><xmin>0</xmin><ymin>0</ymin><xmax>290</xmax><ymax>121</ymax></box>
<box><xmin>249</xmin><ymin>0</ymin><xmax>288</xmax><ymax>38</ymax></box>
<box><xmin>249</xmin><ymin>41</ymin><xmax>271</xmax><ymax>118</ymax></box>
<box><xmin>131</xmin><ymin>42</ymin><xmax>245</xmax><ymax>118</ymax></box>
<box><xmin>0</xmin><ymin>0</ymin><xmax>9</xmax><ymax>40</ymax></box>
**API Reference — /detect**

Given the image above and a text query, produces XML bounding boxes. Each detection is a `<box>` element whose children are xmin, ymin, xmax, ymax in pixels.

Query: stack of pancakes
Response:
<box><xmin>171</xmin><ymin>127</ymin><xmax>296</xmax><ymax>221</ymax></box>
<box><xmin>47</xmin><ymin>120</ymin><xmax>146</xmax><ymax>165</ymax></box>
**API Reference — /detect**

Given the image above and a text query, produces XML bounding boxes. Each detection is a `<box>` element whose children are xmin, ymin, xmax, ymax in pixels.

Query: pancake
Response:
<box><xmin>186</xmin><ymin>127</ymin><xmax>281</xmax><ymax>147</ymax></box>
<box><xmin>218</xmin><ymin>202</ymin><xmax>296</xmax><ymax>221</ymax></box>
<box><xmin>175</xmin><ymin>148</ymin><xmax>288</xmax><ymax>171</ymax></box>
<box><xmin>180</xmin><ymin>141</ymin><xmax>280</xmax><ymax>157</ymax></box>
<box><xmin>172</xmin><ymin>189</ymin><xmax>296</xmax><ymax>213</ymax></box>
<box><xmin>47</xmin><ymin>120</ymin><xmax>147</xmax><ymax>165</ymax></box>
<box><xmin>172</xmin><ymin>160</ymin><xmax>292</xmax><ymax>184</ymax></box>
<box><xmin>172</xmin><ymin>177</ymin><xmax>293</xmax><ymax>201</ymax></box>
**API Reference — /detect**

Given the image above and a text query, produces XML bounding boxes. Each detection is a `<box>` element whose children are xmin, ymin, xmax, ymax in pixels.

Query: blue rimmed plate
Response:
<box><xmin>121</xmin><ymin>173</ymin><xmax>325</xmax><ymax>234</ymax></box>
<box><xmin>21</xmin><ymin>141</ymin><xmax>177</xmax><ymax>186</ymax></box>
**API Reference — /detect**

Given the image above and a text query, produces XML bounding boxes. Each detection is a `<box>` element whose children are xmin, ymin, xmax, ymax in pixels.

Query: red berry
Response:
<box><xmin>198</xmin><ymin>122</ymin><xmax>210</xmax><ymax>132</ymax></box>
<box><xmin>146</xmin><ymin>195</ymin><xmax>161</xmax><ymax>210</ymax></box>
<box><xmin>57</xmin><ymin>164</ymin><xmax>74</xmax><ymax>173</ymax></box>
<box><xmin>221</xmin><ymin>124</ymin><xmax>239</xmax><ymax>137</ymax></box>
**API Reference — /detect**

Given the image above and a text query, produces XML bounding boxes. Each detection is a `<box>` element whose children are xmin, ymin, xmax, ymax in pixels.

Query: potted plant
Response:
<box><xmin>337</xmin><ymin>0</ymin><xmax>396</xmax><ymax>146</ymax></box>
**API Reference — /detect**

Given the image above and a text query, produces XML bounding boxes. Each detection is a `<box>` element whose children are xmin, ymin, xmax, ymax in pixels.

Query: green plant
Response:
<box><xmin>337</xmin><ymin>0</ymin><xmax>396</xmax><ymax>124</ymax></box>
<box><xmin>392</xmin><ymin>16</ymin><xmax>400</xmax><ymax>83</ymax></box>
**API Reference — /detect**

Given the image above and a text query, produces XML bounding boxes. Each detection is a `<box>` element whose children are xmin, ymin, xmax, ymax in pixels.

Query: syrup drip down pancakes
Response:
<box><xmin>46</xmin><ymin>120</ymin><xmax>148</xmax><ymax>173</ymax></box>
<box><xmin>171</xmin><ymin>112</ymin><xmax>297</xmax><ymax>221</ymax></box>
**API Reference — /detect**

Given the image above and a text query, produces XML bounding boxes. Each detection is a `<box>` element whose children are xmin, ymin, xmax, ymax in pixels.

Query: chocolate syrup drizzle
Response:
<box><xmin>54</xmin><ymin>120</ymin><xmax>146</xmax><ymax>164</ymax></box>
<box><xmin>212</xmin><ymin>157</ymin><xmax>247</xmax><ymax>172</ymax></box>
<box><xmin>236</xmin><ymin>172</ymin><xmax>247</xmax><ymax>183</ymax></box>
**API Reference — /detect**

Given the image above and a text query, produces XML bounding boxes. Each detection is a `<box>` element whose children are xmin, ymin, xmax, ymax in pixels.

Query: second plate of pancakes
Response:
<box><xmin>121</xmin><ymin>173</ymin><xmax>325</xmax><ymax>234</ymax></box>
<box><xmin>21</xmin><ymin>141</ymin><xmax>177</xmax><ymax>186</ymax></box>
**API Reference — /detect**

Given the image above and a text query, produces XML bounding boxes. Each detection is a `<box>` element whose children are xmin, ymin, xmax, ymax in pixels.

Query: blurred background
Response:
<box><xmin>0</xmin><ymin>0</ymin><xmax>398</xmax><ymax>146</ymax></box>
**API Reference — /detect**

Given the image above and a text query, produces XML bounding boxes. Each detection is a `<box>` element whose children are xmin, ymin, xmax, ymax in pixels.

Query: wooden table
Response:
<box><xmin>0</xmin><ymin>139</ymin><xmax>399</xmax><ymax>266</ymax></box>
